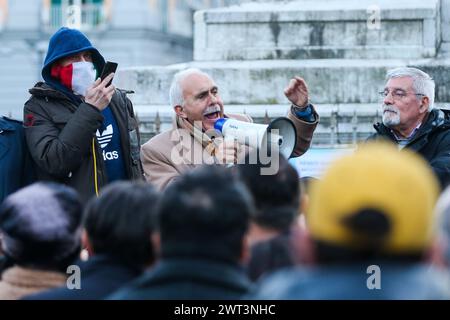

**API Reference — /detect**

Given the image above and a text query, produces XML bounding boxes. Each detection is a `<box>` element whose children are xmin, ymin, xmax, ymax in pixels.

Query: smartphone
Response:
<box><xmin>100</xmin><ymin>61</ymin><xmax>118</xmax><ymax>87</ymax></box>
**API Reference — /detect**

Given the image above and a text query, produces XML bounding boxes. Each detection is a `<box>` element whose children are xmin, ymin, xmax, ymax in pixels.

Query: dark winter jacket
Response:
<box><xmin>0</xmin><ymin>117</ymin><xmax>35</xmax><ymax>203</ymax></box>
<box><xmin>23</xmin><ymin>255</ymin><xmax>143</xmax><ymax>300</ymax></box>
<box><xmin>367</xmin><ymin>109</ymin><xmax>450</xmax><ymax>189</ymax></box>
<box><xmin>24</xmin><ymin>84</ymin><xmax>143</xmax><ymax>202</ymax></box>
<box><xmin>250</xmin><ymin>262</ymin><xmax>450</xmax><ymax>300</ymax></box>
<box><xmin>23</xmin><ymin>27</ymin><xmax>143</xmax><ymax>202</ymax></box>
<box><xmin>108</xmin><ymin>258</ymin><xmax>252</xmax><ymax>300</ymax></box>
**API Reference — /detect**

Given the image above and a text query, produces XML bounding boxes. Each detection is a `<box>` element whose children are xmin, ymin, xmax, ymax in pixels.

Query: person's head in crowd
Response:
<box><xmin>0</xmin><ymin>182</ymin><xmax>83</xmax><ymax>271</ymax></box>
<box><xmin>307</xmin><ymin>142</ymin><xmax>439</xmax><ymax>264</ymax></box>
<box><xmin>237</xmin><ymin>152</ymin><xmax>306</xmax><ymax>281</ymax></box>
<box><xmin>237</xmin><ymin>152</ymin><xmax>300</xmax><ymax>244</ymax></box>
<box><xmin>155</xmin><ymin>165</ymin><xmax>254</xmax><ymax>264</ymax></box>
<box><xmin>82</xmin><ymin>181</ymin><xmax>159</xmax><ymax>269</ymax></box>
<box><xmin>0</xmin><ymin>182</ymin><xmax>82</xmax><ymax>299</ymax></box>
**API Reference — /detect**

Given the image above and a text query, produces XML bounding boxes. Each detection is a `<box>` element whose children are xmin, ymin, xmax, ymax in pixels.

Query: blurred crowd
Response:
<box><xmin>1</xmin><ymin>26</ymin><xmax>450</xmax><ymax>300</ymax></box>
<box><xmin>1</xmin><ymin>143</ymin><xmax>450</xmax><ymax>300</ymax></box>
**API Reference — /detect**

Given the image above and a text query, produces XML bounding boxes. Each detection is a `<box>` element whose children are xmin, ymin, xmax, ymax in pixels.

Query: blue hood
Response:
<box><xmin>42</xmin><ymin>27</ymin><xmax>105</xmax><ymax>101</ymax></box>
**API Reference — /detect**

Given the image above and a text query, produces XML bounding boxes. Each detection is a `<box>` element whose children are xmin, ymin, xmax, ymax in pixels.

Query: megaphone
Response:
<box><xmin>214</xmin><ymin>117</ymin><xmax>297</xmax><ymax>159</ymax></box>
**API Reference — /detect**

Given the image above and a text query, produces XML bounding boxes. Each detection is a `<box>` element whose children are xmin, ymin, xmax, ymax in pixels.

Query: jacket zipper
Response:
<box><xmin>92</xmin><ymin>138</ymin><xmax>99</xmax><ymax>197</ymax></box>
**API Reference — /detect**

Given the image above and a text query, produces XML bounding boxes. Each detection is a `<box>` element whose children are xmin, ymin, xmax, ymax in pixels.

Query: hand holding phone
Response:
<box><xmin>100</xmin><ymin>61</ymin><xmax>118</xmax><ymax>87</ymax></box>
<box><xmin>86</xmin><ymin>61</ymin><xmax>117</xmax><ymax>110</ymax></box>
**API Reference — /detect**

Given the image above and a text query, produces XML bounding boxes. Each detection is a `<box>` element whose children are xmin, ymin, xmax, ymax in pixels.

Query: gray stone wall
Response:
<box><xmin>195</xmin><ymin>0</ymin><xmax>440</xmax><ymax>61</ymax></box>
<box><xmin>442</xmin><ymin>0</ymin><xmax>450</xmax><ymax>54</ymax></box>
<box><xmin>6</xmin><ymin>0</ymin><xmax>41</xmax><ymax>30</ymax></box>
<box><xmin>118</xmin><ymin>0</ymin><xmax>450</xmax><ymax>146</ymax></box>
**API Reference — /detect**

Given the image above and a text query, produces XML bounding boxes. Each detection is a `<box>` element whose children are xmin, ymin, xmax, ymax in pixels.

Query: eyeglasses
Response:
<box><xmin>378</xmin><ymin>89</ymin><xmax>425</xmax><ymax>100</ymax></box>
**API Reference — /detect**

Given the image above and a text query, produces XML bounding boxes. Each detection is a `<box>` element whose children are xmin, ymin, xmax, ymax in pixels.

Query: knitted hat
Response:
<box><xmin>308</xmin><ymin>142</ymin><xmax>439</xmax><ymax>254</ymax></box>
<box><xmin>0</xmin><ymin>182</ymin><xmax>83</xmax><ymax>265</ymax></box>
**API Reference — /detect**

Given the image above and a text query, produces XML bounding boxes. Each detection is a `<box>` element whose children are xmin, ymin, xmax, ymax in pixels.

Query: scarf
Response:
<box><xmin>176</xmin><ymin>115</ymin><xmax>218</xmax><ymax>156</ymax></box>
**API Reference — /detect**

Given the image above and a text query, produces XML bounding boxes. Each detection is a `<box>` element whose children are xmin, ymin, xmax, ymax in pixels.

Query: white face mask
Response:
<box><xmin>71</xmin><ymin>61</ymin><xmax>96</xmax><ymax>96</ymax></box>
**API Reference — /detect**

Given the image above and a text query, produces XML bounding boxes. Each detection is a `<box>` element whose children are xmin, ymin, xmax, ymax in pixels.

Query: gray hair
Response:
<box><xmin>169</xmin><ymin>68</ymin><xmax>212</xmax><ymax>107</ymax></box>
<box><xmin>386</xmin><ymin>67</ymin><xmax>435</xmax><ymax>111</ymax></box>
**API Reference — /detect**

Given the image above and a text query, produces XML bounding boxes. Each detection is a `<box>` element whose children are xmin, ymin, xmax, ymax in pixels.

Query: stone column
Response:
<box><xmin>442</xmin><ymin>0</ymin><xmax>450</xmax><ymax>55</ymax></box>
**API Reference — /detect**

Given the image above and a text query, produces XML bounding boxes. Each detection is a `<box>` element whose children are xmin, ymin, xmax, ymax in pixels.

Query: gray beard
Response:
<box><xmin>382</xmin><ymin>114</ymin><xmax>400</xmax><ymax>127</ymax></box>
<box><xmin>382</xmin><ymin>105</ymin><xmax>401</xmax><ymax>127</ymax></box>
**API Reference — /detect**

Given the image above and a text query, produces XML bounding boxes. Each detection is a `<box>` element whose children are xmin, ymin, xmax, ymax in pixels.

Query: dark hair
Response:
<box><xmin>314</xmin><ymin>208</ymin><xmax>423</xmax><ymax>263</ymax></box>
<box><xmin>237</xmin><ymin>152</ymin><xmax>300</xmax><ymax>231</ymax></box>
<box><xmin>83</xmin><ymin>181</ymin><xmax>159</xmax><ymax>267</ymax></box>
<box><xmin>157</xmin><ymin>165</ymin><xmax>254</xmax><ymax>263</ymax></box>
<box><xmin>247</xmin><ymin>231</ymin><xmax>297</xmax><ymax>281</ymax></box>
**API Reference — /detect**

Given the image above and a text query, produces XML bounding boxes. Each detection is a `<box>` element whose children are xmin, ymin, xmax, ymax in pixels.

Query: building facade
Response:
<box><xmin>0</xmin><ymin>0</ymin><xmax>236</xmax><ymax>119</ymax></box>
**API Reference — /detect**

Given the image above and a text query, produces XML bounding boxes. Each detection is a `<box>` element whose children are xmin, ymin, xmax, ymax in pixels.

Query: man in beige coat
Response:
<box><xmin>141</xmin><ymin>68</ymin><xmax>319</xmax><ymax>190</ymax></box>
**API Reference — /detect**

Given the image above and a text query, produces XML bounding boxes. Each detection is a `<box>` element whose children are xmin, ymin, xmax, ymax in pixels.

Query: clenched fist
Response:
<box><xmin>284</xmin><ymin>76</ymin><xmax>309</xmax><ymax>108</ymax></box>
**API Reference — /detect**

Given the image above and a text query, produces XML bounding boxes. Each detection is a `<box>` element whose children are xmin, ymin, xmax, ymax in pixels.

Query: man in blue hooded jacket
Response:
<box><xmin>23</xmin><ymin>27</ymin><xmax>144</xmax><ymax>202</ymax></box>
